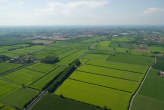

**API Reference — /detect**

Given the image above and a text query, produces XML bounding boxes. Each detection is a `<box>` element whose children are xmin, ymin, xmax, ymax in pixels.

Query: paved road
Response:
<box><xmin>128</xmin><ymin>66</ymin><xmax>152</xmax><ymax>110</ymax></box>
<box><xmin>24</xmin><ymin>90</ymin><xmax>48</xmax><ymax>110</ymax></box>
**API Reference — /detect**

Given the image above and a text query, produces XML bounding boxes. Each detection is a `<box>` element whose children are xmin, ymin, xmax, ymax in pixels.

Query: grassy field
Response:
<box><xmin>0</xmin><ymin>80</ymin><xmax>20</xmax><ymax>99</ymax></box>
<box><xmin>0</xmin><ymin>88</ymin><xmax>39</xmax><ymax>109</ymax></box>
<box><xmin>82</xmin><ymin>53</ymin><xmax>148</xmax><ymax>73</ymax></box>
<box><xmin>132</xmin><ymin>95</ymin><xmax>164</xmax><ymax>110</ymax></box>
<box><xmin>26</xmin><ymin>63</ymin><xmax>56</xmax><ymax>73</ymax></box>
<box><xmin>82</xmin><ymin>54</ymin><xmax>109</xmax><ymax>61</ymax></box>
<box><xmin>32</xmin><ymin>94</ymin><xmax>102</xmax><ymax>110</ymax></box>
<box><xmin>149</xmin><ymin>46</ymin><xmax>164</xmax><ymax>53</ymax></box>
<box><xmin>69</xmin><ymin>71</ymin><xmax>139</xmax><ymax>93</ymax></box>
<box><xmin>87</xmin><ymin>59</ymin><xmax>148</xmax><ymax>73</ymax></box>
<box><xmin>132</xmin><ymin>69</ymin><xmax>164</xmax><ymax>110</ymax></box>
<box><xmin>77</xmin><ymin>64</ymin><xmax>144</xmax><ymax>81</ymax></box>
<box><xmin>94</xmin><ymin>41</ymin><xmax>110</xmax><ymax>50</ymax></box>
<box><xmin>0</xmin><ymin>63</ymin><xmax>22</xmax><ymax>75</ymax></box>
<box><xmin>107</xmin><ymin>54</ymin><xmax>154</xmax><ymax>65</ymax></box>
<box><xmin>153</xmin><ymin>56</ymin><xmax>164</xmax><ymax>71</ymax></box>
<box><xmin>0</xmin><ymin>103</ymin><xmax>15</xmax><ymax>110</ymax></box>
<box><xmin>31</xmin><ymin>66</ymin><xmax>66</xmax><ymax>90</ymax></box>
<box><xmin>3</xmin><ymin>68</ymin><xmax>44</xmax><ymax>85</ymax></box>
<box><xmin>139</xmin><ymin>69</ymin><xmax>164</xmax><ymax>101</ymax></box>
<box><xmin>1</xmin><ymin>46</ymin><xmax>45</xmax><ymax>57</ymax></box>
<box><xmin>55</xmin><ymin>79</ymin><xmax>131</xmax><ymax>110</ymax></box>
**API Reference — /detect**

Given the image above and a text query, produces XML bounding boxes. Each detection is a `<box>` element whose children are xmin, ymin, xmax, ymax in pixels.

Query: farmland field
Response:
<box><xmin>107</xmin><ymin>54</ymin><xmax>154</xmax><ymax>65</ymax></box>
<box><xmin>0</xmin><ymin>88</ymin><xmax>39</xmax><ymax>109</ymax></box>
<box><xmin>3</xmin><ymin>68</ymin><xmax>44</xmax><ymax>85</ymax></box>
<box><xmin>32</xmin><ymin>94</ymin><xmax>102</xmax><ymax>110</ymax></box>
<box><xmin>0</xmin><ymin>80</ymin><xmax>20</xmax><ymax>99</ymax></box>
<box><xmin>69</xmin><ymin>71</ymin><xmax>139</xmax><ymax>92</ymax></box>
<box><xmin>30</xmin><ymin>66</ymin><xmax>66</xmax><ymax>90</ymax></box>
<box><xmin>87</xmin><ymin>59</ymin><xmax>148</xmax><ymax>73</ymax></box>
<box><xmin>55</xmin><ymin>79</ymin><xmax>131</xmax><ymax>110</ymax></box>
<box><xmin>0</xmin><ymin>63</ymin><xmax>22</xmax><ymax>75</ymax></box>
<box><xmin>26</xmin><ymin>63</ymin><xmax>56</xmax><ymax>73</ymax></box>
<box><xmin>0</xmin><ymin>27</ymin><xmax>163</xmax><ymax>110</ymax></box>
<box><xmin>132</xmin><ymin>68</ymin><xmax>164</xmax><ymax>110</ymax></box>
<box><xmin>77</xmin><ymin>64</ymin><xmax>144</xmax><ymax>81</ymax></box>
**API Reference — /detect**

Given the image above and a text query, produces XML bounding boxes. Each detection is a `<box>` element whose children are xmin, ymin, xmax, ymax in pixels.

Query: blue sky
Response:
<box><xmin>0</xmin><ymin>0</ymin><xmax>164</xmax><ymax>25</ymax></box>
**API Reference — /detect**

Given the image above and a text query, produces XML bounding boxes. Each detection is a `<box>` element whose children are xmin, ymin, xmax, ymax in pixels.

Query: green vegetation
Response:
<box><xmin>3</xmin><ymin>68</ymin><xmax>44</xmax><ymax>85</ymax></box>
<box><xmin>132</xmin><ymin>95</ymin><xmax>164</xmax><ymax>110</ymax></box>
<box><xmin>0</xmin><ymin>63</ymin><xmax>22</xmax><ymax>75</ymax></box>
<box><xmin>55</xmin><ymin>79</ymin><xmax>131</xmax><ymax>110</ymax></box>
<box><xmin>41</xmin><ymin>56</ymin><xmax>59</xmax><ymax>64</ymax></box>
<box><xmin>26</xmin><ymin>63</ymin><xmax>56</xmax><ymax>73</ymax></box>
<box><xmin>0</xmin><ymin>103</ymin><xmax>15</xmax><ymax>110</ymax></box>
<box><xmin>32</xmin><ymin>94</ymin><xmax>102</xmax><ymax>110</ymax></box>
<box><xmin>153</xmin><ymin>56</ymin><xmax>164</xmax><ymax>71</ymax></box>
<box><xmin>0</xmin><ymin>88</ymin><xmax>39</xmax><ymax>109</ymax></box>
<box><xmin>132</xmin><ymin>69</ymin><xmax>164</xmax><ymax>110</ymax></box>
<box><xmin>31</xmin><ymin>66</ymin><xmax>66</xmax><ymax>90</ymax></box>
<box><xmin>107</xmin><ymin>54</ymin><xmax>154</xmax><ymax>65</ymax></box>
<box><xmin>77</xmin><ymin>64</ymin><xmax>144</xmax><ymax>81</ymax></box>
<box><xmin>139</xmin><ymin>69</ymin><xmax>164</xmax><ymax>101</ymax></box>
<box><xmin>69</xmin><ymin>71</ymin><xmax>139</xmax><ymax>92</ymax></box>
<box><xmin>0</xmin><ymin>30</ymin><xmax>163</xmax><ymax>110</ymax></box>
<box><xmin>0</xmin><ymin>80</ymin><xmax>20</xmax><ymax>99</ymax></box>
<box><xmin>87</xmin><ymin>59</ymin><xmax>148</xmax><ymax>73</ymax></box>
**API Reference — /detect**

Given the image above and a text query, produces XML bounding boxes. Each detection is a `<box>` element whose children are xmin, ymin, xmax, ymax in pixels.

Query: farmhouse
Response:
<box><xmin>160</xmin><ymin>71</ymin><xmax>164</xmax><ymax>77</ymax></box>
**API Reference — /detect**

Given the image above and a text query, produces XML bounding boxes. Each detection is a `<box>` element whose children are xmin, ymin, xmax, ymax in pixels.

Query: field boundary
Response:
<box><xmin>77</xmin><ymin>70</ymin><xmax>139</xmax><ymax>82</ymax></box>
<box><xmin>69</xmin><ymin>78</ymin><xmax>132</xmax><ymax>93</ymax></box>
<box><xmin>86</xmin><ymin>63</ymin><xmax>145</xmax><ymax>74</ymax></box>
<box><xmin>127</xmin><ymin>66</ymin><xmax>152</xmax><ymax>110</ymax></box>
<box><xmin>28</xmin><ymin>65</ymin><xmax>60</xmax><ymax>86</ymax></box>
<box><xmin>0</xmin><ymin>64</ymin><xmax>29</xmax><ymax>77</ymax></box>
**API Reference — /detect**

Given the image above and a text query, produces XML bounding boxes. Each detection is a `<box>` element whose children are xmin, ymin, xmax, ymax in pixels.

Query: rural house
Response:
<box><xmin>160</xmin><ymin>71</ymin><xmax>164</xmax><ymax>77</ymax></box>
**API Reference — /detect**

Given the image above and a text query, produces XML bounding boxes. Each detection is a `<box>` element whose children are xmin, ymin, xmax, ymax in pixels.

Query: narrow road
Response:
<box><xmin>24</xmin><ymin>90</ymin><xmax>48</xmax><ymax>110</ymax></box>
<box><xmin>128</xmin><ymin>66</ymin><xmax>152</xmax><ymax>110</ymax></box>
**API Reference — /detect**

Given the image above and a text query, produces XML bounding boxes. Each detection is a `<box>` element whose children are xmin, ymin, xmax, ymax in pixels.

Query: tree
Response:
<box><xmin>41</xmin><ymin>56</ymin><xmax>59</xmax><ymax>64</ymax></box>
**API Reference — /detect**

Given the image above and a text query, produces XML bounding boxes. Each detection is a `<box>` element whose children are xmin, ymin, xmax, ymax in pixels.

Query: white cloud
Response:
<box><xmin>144</xmin><ymin>8</ymin><xmax>164</xmax><ymax>15</ymax></box>
<box><xmin>34</xmin><ymin>0</ymin><xmax>110</xmax><ymax>16</ymax></box>
<box><xmin>31</xmin><ymin>0</ymin><xmax>111</xmax><ymax>25</ymax></box>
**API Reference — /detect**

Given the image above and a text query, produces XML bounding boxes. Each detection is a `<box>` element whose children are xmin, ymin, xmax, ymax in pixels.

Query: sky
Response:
<box><xmin>0</xmin><ymin>0</ymin><xmax>164</xmax><ymax>26</ymax></box>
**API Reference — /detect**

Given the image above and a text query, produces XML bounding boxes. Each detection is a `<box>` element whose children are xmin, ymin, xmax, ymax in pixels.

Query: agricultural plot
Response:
<box><xmin>115</xmin><ymin>48</ymin><xmax>129</xmax><ymax>53</ymax></box>
<box><xmin>26</xmin><ymin>63</ymin><xmax>56</xmax><ymax>73</ymax></box>
<box><xmin>94</xmin><ymin>41</ymin><xmax>110</xmax><ymax>50</ymax></box>
<box><xmin>0</xmin><ymin>80</ymin><xmax>20</xmax><ymax>99</ymax></box>
<box><xmin>107</xmin><ymin>54</ymin><xmax>154</xmax><ymax>65</ymax></box>
<box><xmin>57</xmin><ymin>50</ymin><xmax>86</xmax><ymax>66</ymax></box>
<box><xmin>1</xmin><ymin>45</ymin><xmax>45</xmax><ymax>57</ymax></box>
<box><xmin>0</xmin><ymin>103</ymin><xmax>15</xmax><ymax>110</ymax></box>
<box><xmin>132</xmin><ymin>95</ymin><xmax>164</xmax><ymax>110</ymax></box>
<box><xmin>0</xmin><ymin>63</ymin><xmax>22</xmax><ymax>75</ymax></box>
<box><xmin>32</xmin><ymin>94</ymin><xmax>102</xmax><ymax>110</ymax></box>
<box><xmin>55</xmin><ymin>79</ymin><xmax>131</xmax><ymax>110</ymax></box>
<box><xmin>77</xmin><ymin>64</ymin><xmax>144</xmax><ymax>81</ymax></box>
<box><xmin>149</xmin><ymin>46</ymin><xmax>164</xmax><ymax>53</ymax></box>
<box><xmin>69</xmin><ymin>71</ymin><xmax>139</xmax><ymax>93</ymax></box>
<box><xmin>82</xmin><ymin>54</ymin><xmax>109</xmax><ymax>62</ymax></box>
<box><xmin>132</xmin><ymin>69</ymin><xmax>164</xmax><ymax>110</ymax></box>
<box><xmin>153</xmin><ymin>56</ymin><xmax>164</xmax><ymax>71</ymax></box>
<box><xmin>31</xmin><ymin>66</ymin><xmax>66</xmax><ymax>90</ymax></box>
<box><xmin>87</xmin><ymin>59</ymin><xmax>148</xmax><ymax>73</ymax></box>
<box><xmin>112</xmin><ymin>36</ymin><xmax>132</xmax><ymax>42</ymax></box>
<box><xmin>3</xmin><ymin>68</ymin><xmax>44</xmax><ymax>86</ymax></box>
<box><xmin>139</xmin><ymin>69</ymin><xmax>164</xmax><ymax>101</ymax></box>
<box><xmin>130</xmin><ymin>49</ymin><xmax>152</xmax><ymax>56</ymax></box>
<box><xmin>0</xmin><ymin>88</ymin><xmax>39</xmax><ymax>109</ymax></box>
